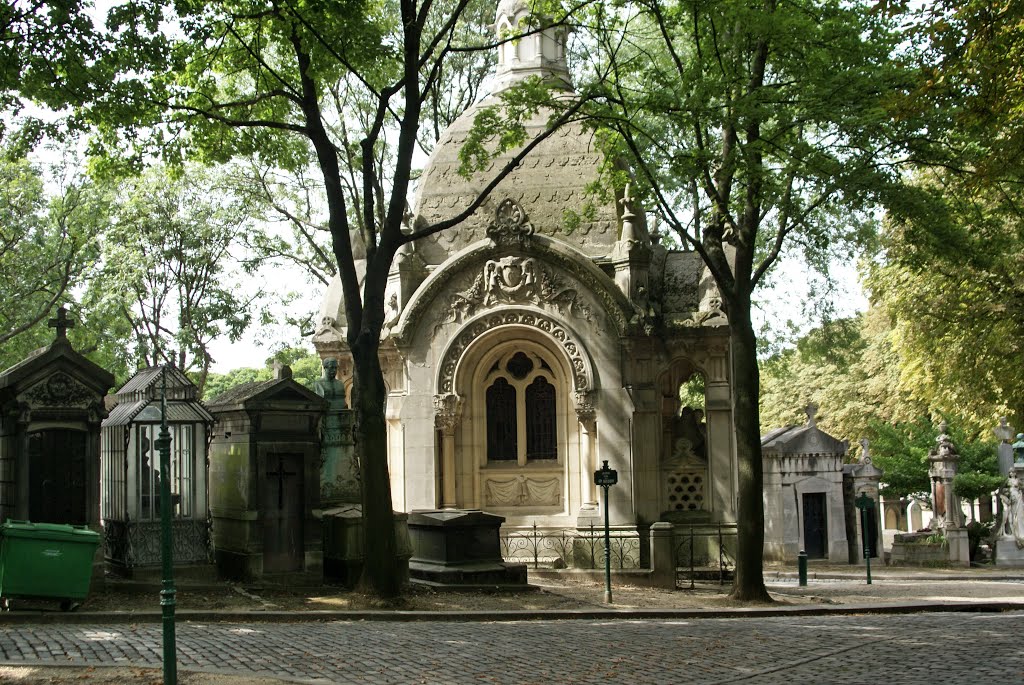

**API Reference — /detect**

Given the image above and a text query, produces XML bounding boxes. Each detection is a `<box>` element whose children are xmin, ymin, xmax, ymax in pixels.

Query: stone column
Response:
<box><xmin>703</xmin><ymin>343</ymin><xmax>734</xmax><ymax>520</ymax></box>
<box><xmin>928</xmin><ymin>422</ymin><xmax>963</xmax><ymax>529</ymax></box>
<box><xmin>928</xmin><ymin>422</ymin><xmax>970</xmax><ymax>566</ymax></box>
<box><xmin>433</xmin><ymin>393</ymin><xmax>463</xmax><ymax>509</ymax></box>
<box><xmin>575</xmin><ymin>391</ymin><xmax>598</xmax><ymax>514</ymax></box>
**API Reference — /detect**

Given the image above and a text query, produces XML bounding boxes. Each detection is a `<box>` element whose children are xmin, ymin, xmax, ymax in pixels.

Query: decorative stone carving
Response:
<box><xmin>438</xmin><ymin>309</ymin><xmax>592</xmax><ymax>394</ymax></box>
<box><xmin>440</xmin><ymin>256</ymin><xmax>593</xmax><ymax>328</ymax></box>
<box><xmin>484</xmin><ymin>475</ymin><xmax>561</xmax><ymax>507</ymax></box>
<box><xmin>486</xmin><ymin>198</ymin><xmax>534</xmax><ymax>248</ymax></box>
<box><xmin>680</xmin><ymin>296</ymin><xmax>727</xmax><ymax>328</ymax></box>
<box><xmin>573</xmin><ymin>390</ymin><xmax>596</xmax><ymax>425</ymax></box>
<box><xmin>397</xmin><ymin>235</ymin><xmax>634</xmax><ymax>345</ymax></box>
<box><xmin>433</xmin><ymin>393</ymin><xmax>463</xmax><ymax>431</ymax></box>
<box><xmin>22</xmin><ymin>372</ymin><xmax>94</xmax><ymax>407</ymax></box>
<box><xmin>317</xmin><ymin>315</ymin><xmax>338</xmax><ymax>335</ymax></box>
<box><xmin>381</xmin><ymin>293</ymin><xmax>401</xmax><ymax>337</ymax></box>
<box><xmin>999</xmin><ymin>471</ymin><xmax>1024</xmax><ymax>548</ymax></box>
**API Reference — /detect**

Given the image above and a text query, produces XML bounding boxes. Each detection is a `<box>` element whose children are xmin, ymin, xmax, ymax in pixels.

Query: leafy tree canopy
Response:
<box><xmin>0</xmin><ymin>151</ymin><xmax>104</xmax><ymax>370</ymax></box>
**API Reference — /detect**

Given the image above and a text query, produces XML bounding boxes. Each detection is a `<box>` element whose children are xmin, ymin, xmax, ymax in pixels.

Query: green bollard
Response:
<box><xmin>798</xmin><ymin>550</ymin><xmax>808</xmax><ymax>586</ymax></box>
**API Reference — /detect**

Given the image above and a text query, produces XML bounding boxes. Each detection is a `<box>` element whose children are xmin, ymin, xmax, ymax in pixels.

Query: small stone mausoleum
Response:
<box><xmin>762</xmin><ymin>407</ymin><xmax>883</xmax><ymax>564</ymax></box>
<box><xmin>762</xmin><ymin>407</ymin><xmax>851</xmax><ymax>562</ymax></box>
<box><xmin>206</xmin><ymin>370</ymin><xmax>326</xmax><ymax>581</ymax></box>
<box><xmin>0</xmin><ymin>308</ymin><xmax>113</xmax><ymax>530</ymax></box>
<box><xmin>314</xmin><ymin>0</ymin><xmax>741</xmax><ymax>563</ymax></box>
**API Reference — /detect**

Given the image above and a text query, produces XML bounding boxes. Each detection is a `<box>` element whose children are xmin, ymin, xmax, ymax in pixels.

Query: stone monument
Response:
<box><xmin>761</xmin><ymin>405</ymin><xmax>851</xmax><ymax>562</ymax></box>
<box><xmin>927</xmin><ymin>422</ymin><xmax>969</xmax><ymax>566</ymax></box>
<box><xmin>314</xmin><ymin>357</ymin><xmax>359</xmax><ymax>504</ymax></box>
<box><xmin>994</xmin><ymin>417</ymin><xmax>1015</xmax><ymax>477</ymax></box>
<box><xmin>842</xmin><ymin>438</ymin><xmax>883</xmax><ymax>564</ymax></box>
<box><xmin>995</xmin><ymin>433</ymin><xmax>1024</xmax><ymax>566</ymax></box>
<box><xmin>311</xmin><ymin>0</ymin><xmax>741</xmax><ymax>575</ymax></box>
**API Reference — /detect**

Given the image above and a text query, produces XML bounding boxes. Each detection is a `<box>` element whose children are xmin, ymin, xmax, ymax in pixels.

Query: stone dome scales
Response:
<box><xmin>410</xmin><ymin>0</ymin><xmax>647</xmax><ymax>265</ymax></box>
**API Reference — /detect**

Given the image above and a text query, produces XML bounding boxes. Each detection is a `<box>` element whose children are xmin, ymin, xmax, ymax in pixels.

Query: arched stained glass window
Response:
<box><xmin>525</xmin><ymin>376</ymin><xmax>556</xmax><ymax>460</ymax></box>
<box><xmin>484</xmin><ymin>351</ymin><xmax>559</xmax><ymax>464</ymax></box>
<box><xmin>486</xmin><ymin>378</ymin><xmax>517</xmax><ymax>460</ymax></box>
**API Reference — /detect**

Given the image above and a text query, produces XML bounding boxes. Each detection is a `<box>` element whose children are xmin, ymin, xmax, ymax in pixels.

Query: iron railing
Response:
<box><xmin>500</xmin><ymin>523</ymin><xmax>641</xmax><ymax>570</ymax></box>
<box><xmin>673</xmin><ymin>524</ymin><xmax>737</xmax><ymax>588</ymax></box>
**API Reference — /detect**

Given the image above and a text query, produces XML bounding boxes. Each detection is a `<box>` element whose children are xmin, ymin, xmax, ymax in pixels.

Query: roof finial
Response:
<box><xmin>805</xmin><ymin>403</ymin><xmax>818</xmax><ymax>427</ymax></box>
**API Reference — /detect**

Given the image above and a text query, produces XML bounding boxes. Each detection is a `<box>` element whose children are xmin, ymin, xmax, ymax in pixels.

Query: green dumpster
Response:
<box><xmin>0</xmin><ymin>520</ymin><xmax>100</xmax><ymax>610</ymax></box>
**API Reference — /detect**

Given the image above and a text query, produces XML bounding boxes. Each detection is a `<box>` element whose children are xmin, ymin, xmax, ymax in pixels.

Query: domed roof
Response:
<box><xmin>414</xmin><ymin>101</ymin><xmax>638</xmax><ymax>264</ymax></box>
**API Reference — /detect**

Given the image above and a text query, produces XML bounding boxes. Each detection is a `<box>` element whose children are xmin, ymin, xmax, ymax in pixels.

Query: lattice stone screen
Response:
<box><xmin>666</xmin><ymin>471</ymin><xmax>705</xmax><ymax>511</ymax></box>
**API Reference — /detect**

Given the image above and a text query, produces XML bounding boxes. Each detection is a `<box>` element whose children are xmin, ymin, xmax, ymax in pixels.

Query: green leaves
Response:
<box><xmin>0</xmin><ymin>155</ymin><xmax>103</xmax><ymax>368</ymax></box>
<box><xmin>82</xmin><ymin>164</ymin><xmax>256</xmax><ymax>390</ymax></box>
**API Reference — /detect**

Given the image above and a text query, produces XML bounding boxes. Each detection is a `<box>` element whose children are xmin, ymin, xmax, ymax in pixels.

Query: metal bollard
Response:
<box><xmin>798</xmin><ymin>550</ymin><xmax>808</xmax><ymax>586</ymax></box>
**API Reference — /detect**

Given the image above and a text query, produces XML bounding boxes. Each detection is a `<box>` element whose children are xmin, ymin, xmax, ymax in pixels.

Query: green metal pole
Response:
<box><xmin>603</xmin><ymin>483</ymin><xmax>612</xmax><ymax>604</ymax></box>
<box><xmin>855</xmin><ymin>492</ymin><xmax>873</xmax><ymax>586</ymax></box>
<box><xmin>155</xmin><ymin>366</ymin><xmax>177</xmax><ymax>684</ymax></box>
<box><xmin>861</xmin><ymin>505</ymin><xmax>872</xmax><ymax>585</ymax></box>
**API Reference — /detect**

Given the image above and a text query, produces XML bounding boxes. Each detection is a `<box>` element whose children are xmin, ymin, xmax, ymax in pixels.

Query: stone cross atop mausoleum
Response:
<box><xmin>48</xmin><ymin>306</ymin><xmax>75</xmax><ymax>339</ymax></box>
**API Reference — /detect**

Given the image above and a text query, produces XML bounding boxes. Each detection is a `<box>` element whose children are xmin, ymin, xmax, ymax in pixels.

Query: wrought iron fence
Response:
<box><xmin>500</xmin><ymin>523</ymin><xmax>641</xmax><ymax>570</ymax></box>
<box><xmin>673</xmin><ymin>524</ymin><xmax>737</xmax><ymax>588</ymax></box>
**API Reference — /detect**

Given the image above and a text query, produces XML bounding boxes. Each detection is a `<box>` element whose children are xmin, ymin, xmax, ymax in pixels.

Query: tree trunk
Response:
<box><xmin>728</xmin><ymin>300</ymin><xmax>772</xmax><ymax>602</ymax></box>
<box><xmin>350</xmin><ymin>332</ymin><xmax>401</xmax><ymax>598</ymax></box>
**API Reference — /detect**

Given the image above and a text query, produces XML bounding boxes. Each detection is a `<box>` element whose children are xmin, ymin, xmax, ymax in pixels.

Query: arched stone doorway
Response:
<box><xmin>654</xmin><ymin>350</ymin><xmax>735</xmax><ymax>523</ymax></box>
<box><xmin>434</xmin><ymin>309</ymin><xmax>597</xmax><ymax>526</ymax></box>
<box><xmin>657</xmin><ymin>360</ymin><xmax>709</xmax><ymax>520</ymax></box>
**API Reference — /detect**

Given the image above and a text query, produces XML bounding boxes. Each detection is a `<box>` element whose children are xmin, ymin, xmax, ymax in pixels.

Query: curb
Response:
<box><xmin>2</xmin><ymin>600</ymin><xmax>1023</xmax><ymax>624</ymax></box>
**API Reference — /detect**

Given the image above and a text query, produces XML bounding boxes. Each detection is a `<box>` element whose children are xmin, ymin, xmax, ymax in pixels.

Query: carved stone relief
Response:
<box><xmin>433</xmin><ymin>393</ymin><xmax>463</xmax><ymax>431</ymax></box>
<box><xmin>484</xmin><ymin>475</ymin><xmax>561</xmax><ymax>507</ymax></box>
<box><xmin>21</xmin><ymin>372</ymin><xmax>93</xmax><ymax>408</ymax></box>
<box><xmin>440</xmin><ymin>255</ymin><xmax>593</xmax><ymax>328</ymax></box>
<box><xmin>438</xmin><ymin>310</ymin><xmax>592</xmax><ymax>394</ymax></box>
<box><xmin>486</xmin><ymin>198</ymin><xmax>535</xmax><ymax>248</ymax></box>
<box><xmin>573</xmin><ymin>390</ymin><xmax>597</xmax><ymax>425</ymax></box>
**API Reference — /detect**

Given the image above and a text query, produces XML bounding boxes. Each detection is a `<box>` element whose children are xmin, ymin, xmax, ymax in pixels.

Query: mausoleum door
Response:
<box><xmin>802</xmin><ymin>492</ymin><xmax>828</xmax><ymax>559</ymax></box>
<box><xmin>262</xmin><ymin>452</ymin><xmax>304</xmax><ymax>573</ymax></box>
<box><xmin>28</xmin><ymin>429</ymin><xmax>87</xmax><ymax>525</ymax></box>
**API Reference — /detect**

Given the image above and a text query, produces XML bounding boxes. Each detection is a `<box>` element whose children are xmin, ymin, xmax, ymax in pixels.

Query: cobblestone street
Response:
<box><xmin>2</xmin><ymin>611</ymin><xmax>1023</xmax><ymax>684</ymax></box>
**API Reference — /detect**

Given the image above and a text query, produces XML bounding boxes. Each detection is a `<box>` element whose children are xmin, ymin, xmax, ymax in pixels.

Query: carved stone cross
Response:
<box><xmin>805</xmin><ymin>403</ymin><xmax>818</xmax><ymax>427</ymax></box>
<box><xmin>267</xmin><ymin>458</ymin><xmax>298</xmax><ymax>509</ymax></box>
<box><xmin>48</xmin><ymin>306</ymin><xmax>75</xmax><ymax>339</ymax></box>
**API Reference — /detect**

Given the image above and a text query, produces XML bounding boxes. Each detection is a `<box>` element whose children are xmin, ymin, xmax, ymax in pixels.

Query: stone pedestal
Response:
<box><xmin>322</xmin><ymin>505</ymin><xmax>411</xmax><ymax>587</ymax></box>
<box><xmin>648</xmin><ymin>521</ymin><xmax>675</xmax><ymax>589</ymax></box>
<box><xmin>945</xmin><ymin>527</ymin><xmax>970</xmax><ymax>567</ymax></box>
<box><xmin>407</xmin><ymin>509</ymin><xmax>527</xmax><ymax>586</ymax></box>
<box><xmin>994</xmin><ymin>537</ymin><xmax>1024</xmax><ymax>567</ymax></box>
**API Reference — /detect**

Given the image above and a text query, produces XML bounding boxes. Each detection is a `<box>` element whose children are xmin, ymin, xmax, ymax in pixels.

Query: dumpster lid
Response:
<box><xmin>1</xmin><ymin>520</ymin><xmax>99</xmax><ymax>541</ymax></box>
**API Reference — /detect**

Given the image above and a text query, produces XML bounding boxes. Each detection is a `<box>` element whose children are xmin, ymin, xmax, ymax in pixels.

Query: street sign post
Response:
<box><xmin>854</xmin><ymin>492</ymin><xmax>874</xmax><ymax>586</ymax></box>
<box><xmin>594</xmin><ymin>460</ymin><xmax>618</xmax><ymax>603</ymax></box>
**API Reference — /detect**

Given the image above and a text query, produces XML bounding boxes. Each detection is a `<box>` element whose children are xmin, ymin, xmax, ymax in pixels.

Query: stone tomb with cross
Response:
<box><xmin>206</xmin><ymin>368</ymin><xmax>327</xmax><ymax>581</ymax></box>
<box><xmin>761</xmin><ymin>405</ymin><xmax>853</xmax><ymax>563</ymax></box>
<box><xmin>0</xmin><ymin>308</ymin><xmax>114</xmax><ymax>581</ymax></box>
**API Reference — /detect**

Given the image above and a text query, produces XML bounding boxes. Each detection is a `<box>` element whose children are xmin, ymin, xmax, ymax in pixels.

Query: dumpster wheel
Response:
<box><xmin>59</xmin><ymin>600</ymin><xmax>80</xmax><ymax>612</ymax></box>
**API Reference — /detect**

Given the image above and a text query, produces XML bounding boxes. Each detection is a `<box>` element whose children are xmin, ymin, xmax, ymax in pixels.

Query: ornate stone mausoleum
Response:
<box><xmin>314</xmin><ymin>0</ymin><xmax>739</xmax><ymax>555</ymax></box>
